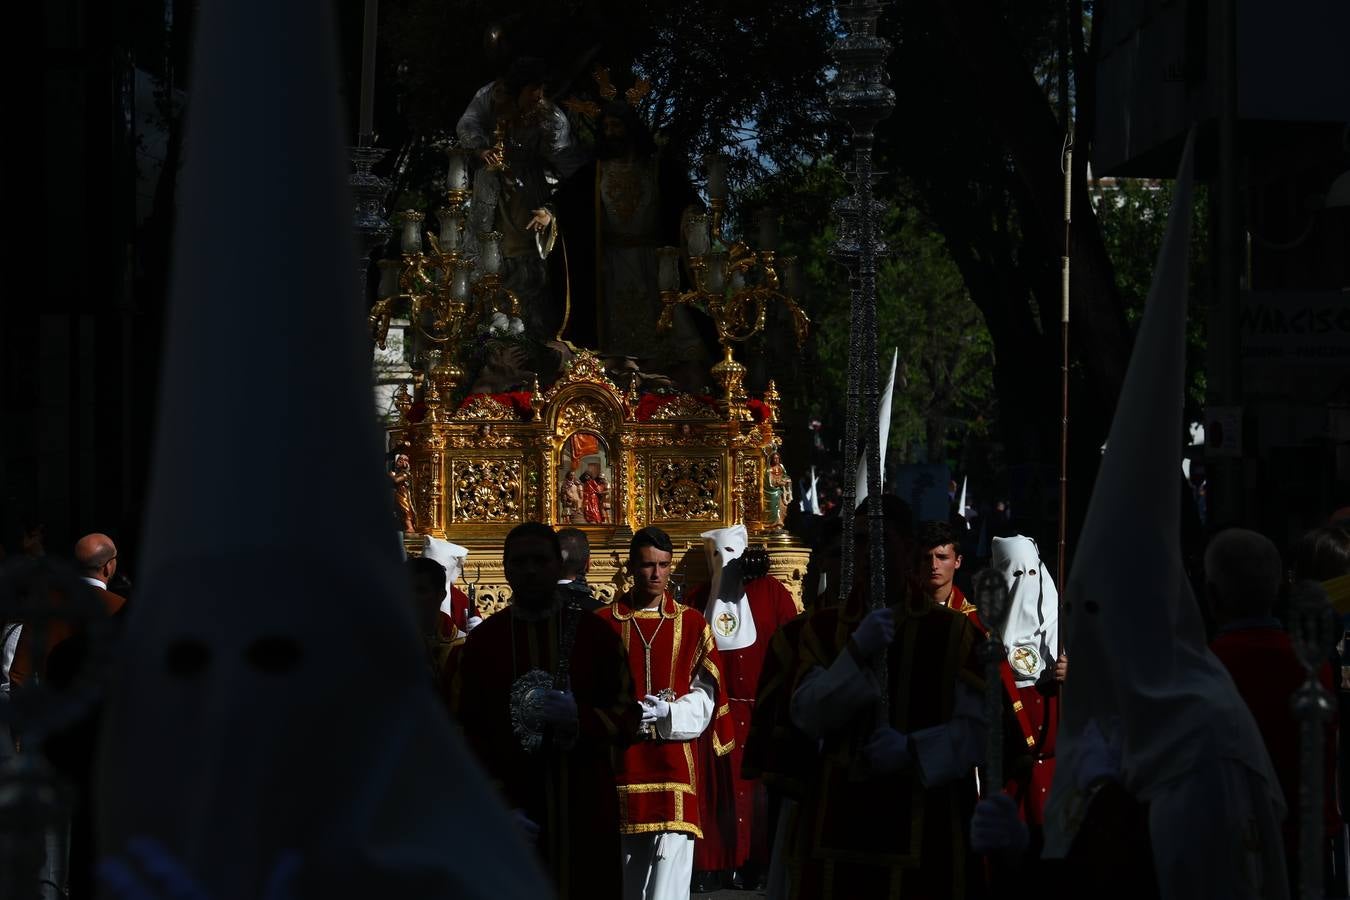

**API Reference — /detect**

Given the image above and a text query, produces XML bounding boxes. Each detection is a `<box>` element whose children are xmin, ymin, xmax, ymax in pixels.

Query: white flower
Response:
<box><xmin>489</xmin><ymin>311</ymin><xmax>510</xmax><ymax>334</ymax></box>
<box><xmin>508</xmin><ymin>317</ymin><xmax>525</xmax><ymax>335</ymax></box>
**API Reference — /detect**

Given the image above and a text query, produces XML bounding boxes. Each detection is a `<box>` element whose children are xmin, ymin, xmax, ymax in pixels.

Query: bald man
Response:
<box><xmin>8</xmin><ymin>533</ymin><xmax>127</xmax><ymax>689</ymax></box>
<box><xmin>1206</xmin><ymin>528</ymin><xmax>1338</xmax><ymax>895</ymax></box>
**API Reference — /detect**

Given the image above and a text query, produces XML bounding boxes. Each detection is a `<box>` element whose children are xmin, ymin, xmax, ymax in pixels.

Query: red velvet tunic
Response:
<box><xmin>945</xmin><ymin>585</ymin><xmax>1059</xmax><ymax>823</ymax></box>
<box><xmin>1211</xmin><ymin>625</ymin><xmax>1340</xmax><ymax>862</ymax></box>
<box><xmin>437</xmin><ymin>585</ymin><xmax>473</xmax><ymax>638</ymax></box>
<box><xmin>598</xmin><ymin>593</ymin><xmax>736</xmax><ymax>838</ymax></box>
<box><xmin>682</xmin><ymin>576</ymin><xmax>802</xmax><ymax>870</ymax></box>
<box><xmin>784</xmin><ymin>593</ymin><xmax>987</xmax><ymax>900</ymax></box>
<box><xmin>449</xmin><ymin>604</ymin><xmax>641</xmax><ymax>900</ymax></box>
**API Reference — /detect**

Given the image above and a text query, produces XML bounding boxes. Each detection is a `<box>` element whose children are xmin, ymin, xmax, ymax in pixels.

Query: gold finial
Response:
<box><xmin>625</xmin><ymin>373</ymin><xmax>641</xmax><ymax>420</ymax></box>
<box><xmin>425</xmin><ymin>379</ymin><xmax>443</xmax><ymax>423</ymax></box>
<box><xmin>530</xmin><ymin>373</ymin><xmax>545</xmax><ymax>421</ymax></box>
<box><xmin>763</xmin><ymin>379</ymin><xmax>781</xmax><ymax>424</ymax></box>
<box><xmin>394</xmin><ymin>383</ymin><xmax>412</xmax><ymax>424</ymax></box>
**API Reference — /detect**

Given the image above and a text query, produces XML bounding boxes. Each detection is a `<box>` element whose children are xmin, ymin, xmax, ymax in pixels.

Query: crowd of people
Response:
<box><xmin>368</xmin><ymin>497</ymin><xmax>1345</xmax><ymax>900</ymax></box>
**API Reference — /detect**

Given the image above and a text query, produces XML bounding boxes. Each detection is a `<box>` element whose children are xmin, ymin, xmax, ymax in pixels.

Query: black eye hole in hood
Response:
<box><xmin>244</xmin><ymin>636</ymin><xmax>303</xmax><ymax>675</ymax></box>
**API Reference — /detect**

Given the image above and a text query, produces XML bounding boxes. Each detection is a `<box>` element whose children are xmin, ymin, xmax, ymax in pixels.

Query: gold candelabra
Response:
<box><xmin>658</xmin><ymin>155</ymin><xmax>810</xmax><ymax>421</ymax></box>
<box><xmin>366</xmin><ymin>139</ymin><xmax>519</xmax><ymax>398</ymax></box>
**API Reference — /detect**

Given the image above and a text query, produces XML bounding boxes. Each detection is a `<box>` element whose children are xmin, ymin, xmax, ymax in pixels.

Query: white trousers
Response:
<box><xmin>621</xmin><ymin>832</ymin><xmax>694</xmax><ymax>900</ymax></box>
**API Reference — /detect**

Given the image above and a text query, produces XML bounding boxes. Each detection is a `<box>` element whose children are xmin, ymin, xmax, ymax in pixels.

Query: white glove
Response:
<box><xmin>465</xmin><ymin>615</ymin><xmax>483</xmax><ymax>632</ymax></box>
<box><xmin>1074</xmin><ymin>717</ymin><xmax>1123</xmax><ymax>790</ymax></box>
<box><xmin>512</xmin><ymin>809</ymin><xmax>540</xmax><ymax>846</ymax></box>
<box><xmin>851</xmin><ymin>607</ymin><xmax>896</xmax><ymax>660</ymax></box>
<box><xmin>970</xmin><ymin>793</ymin><xmax>1029</xmax><ymax>854</ymax></box>
<box><xmin>641</xmin><ymin>693</ymin><xmax>671</xmax><ymax>724</ymax></box>
<box><xmin>862</xmin><ymin>726</ymin><xmax>910</xmax><ymax>775</ymax></box>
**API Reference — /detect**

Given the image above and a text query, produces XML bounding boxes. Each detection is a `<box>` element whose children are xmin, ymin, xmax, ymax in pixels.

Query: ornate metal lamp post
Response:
<box><xmin>349</xmin><ymin>145</ymin><xmax>393</xmax><ymax>308</ymax></box>
<box><xmin>1287</xmin><ymin>581</ymin><xmax>1338</xmax><ymax>900</ymax></box>
<box><xmin>830</xmin><ymin>0</ymin><xmax>895</xmax><ymax>716</ymax></box>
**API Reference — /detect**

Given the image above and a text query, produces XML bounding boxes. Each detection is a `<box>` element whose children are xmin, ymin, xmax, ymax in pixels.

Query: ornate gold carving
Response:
<box><xmin>627</xmin><ymin>427</ymin><xmax>726</xmax><ymax>449</ymax></box>
<box><xmin>737</xmin><ymin>454</ymin><xmax>762</xmax><ymax>528</ymax></box>
<box><xmin>543</xmin><ymin>349</ymin><xmax>620</xmax><ymax>400</ymax></box>
<box><xmin>557</xmin><ymin>398</ymin><xmax>615</xmax><ymax>435</ymax></box>
<box><xmin>456</xmin><ymin>394</ymin><xmax>516</xmax><ymax>421</ymax></box>
<box><xmin>525</xmin><ymin>455</ymin><xmax>541</xmax><ymax>521</ymax></box>
<box><xmin>448</xmin><ymin>423</ymin><xmax>520</xmax><ymax>448</ymax></box>
<box><xmin>632</xmin><ymin>454</ymin><xmax>648</xmax><ymax>527</ymax></box>
<box><xmin>414</xmin><ymin>460</ymin><xmax>433</xmax><ymax>531</ymax></box>
<box><xmin>451</xmin><ymin>459</ymin><xmax>522</xmax><ymax>522</ymax></box>
<box><xmin>649</xmin><ymin>394</ymin><xmax>721</xmax><ymax>421</ymax></box>
<box><xmin>652</xmin><ymin>457</ymin><xmax>721</xmax><ymax>521</ymax></box>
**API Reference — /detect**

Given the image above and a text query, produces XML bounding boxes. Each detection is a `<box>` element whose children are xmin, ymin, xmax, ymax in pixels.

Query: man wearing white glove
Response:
<box><xmin>599</xmin><ymin>527</ymin><xmax>737</xmax><ymax>900</ymax></box>
<box><xmin>783</xmin><ymin>496</ymin><xmax>989</xmax><ymax>899</ymax></box>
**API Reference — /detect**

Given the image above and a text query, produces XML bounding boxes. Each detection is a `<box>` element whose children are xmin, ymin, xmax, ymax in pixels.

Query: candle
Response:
<box><xmin>705</xmin><ymin>153</ymin><xmax>729</xmax><ymax>200</ymax></box>
<box><xmin>358</xmin><ymin>0</ymin><xmax>379</xmax><ymax>140</ymax></box>
<box><xmin>399</xmin><ymin>210</ymin><xmax>424</xmax><ymax>254</ymax></box>
<box><xmin>436</xmin><ymin>207</ymin><xmax>463</xmax><ymax>252</ymax></box>
<box><xmin>479</xmin><ymin>231</ymin><xmax>503</xmax><ymax>275</ymax></box>
<box><xmin>446</xmin><ymin>142</ymin><xmax>470</xmax><ymax>192</ymax></box>
<box><xmin>684</xmin><ymin>213</ymin><xmax>710</xmax><ymax>258</ymax></box>
<box><xmin>657</xmin><ymin>247</ymin><xmax>681</xmax><ymax>292</ymax></box>
<box><xmin>450</xmin><ymin>265</ymin><xmax>471</xmax><ymax>301</ymax></box>
<box><xmin>756</xmin><ymin>207</ymin><xmax>779</xmax><ymax>251</ymax></box>
<box><xmin>705</xmin><ymin>251</ymin><xmax>727</xmax><ymax>294</ymax></box>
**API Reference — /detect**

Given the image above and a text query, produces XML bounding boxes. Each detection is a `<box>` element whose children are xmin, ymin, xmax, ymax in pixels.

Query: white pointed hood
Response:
<box><xmin>990</xmin><ymin>535</ymin><xmax>1057</xmax><ymax>686</ymax></box>
<box><xmin>856</xmin><ymin>348</ymin><xmax>898</xmax><ymax>504</ymax></box>
<box><xmin>94</xmin><ymin>2</ymin><xmax>548</xmax><ymax>895</ymax></box>
<box><xmin>1043</xmin><ymin>132</ymin><xmax>1281</xmax><ymax>857</ymax></box>
<box><xmin>423</xmin><ymin>536</ymin><xmax>469</xmax><ymax>618</ymax></box>
<box><xmin>701</xmin><ymin>524</ymin><xmax>755</xmax><ymax>651</ymax></box>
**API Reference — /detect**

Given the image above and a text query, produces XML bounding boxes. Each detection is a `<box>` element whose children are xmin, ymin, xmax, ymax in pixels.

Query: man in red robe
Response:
<box><xmin>681</xmin><ymin>525</ymin><xmax>800</xmax><ymax>891</ymax></box>
<box><xmin>450</xmin><ymin>523</ymin><xmax>642</xmax><ymax>900</ymax></box>
<box><xmin>597</xmin><ymin>526</ymin><xmax>736</xmax><ymax>900</ymax></box>
<box><xmin>1206</xmin><ymin>528</ymin><xmax>1339</xmax><ymax>896</ymax></box>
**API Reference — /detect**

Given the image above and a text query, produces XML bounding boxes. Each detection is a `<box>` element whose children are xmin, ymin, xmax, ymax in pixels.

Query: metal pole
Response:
<box><xmin>1057</xmin><ymin>131</ymin><xmax>1072</xmax><ymax>653</ymax></box>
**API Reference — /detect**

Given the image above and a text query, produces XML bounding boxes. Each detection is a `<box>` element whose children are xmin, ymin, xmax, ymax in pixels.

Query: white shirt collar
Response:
<box><xmin>81</xmin><ymin>576</ymin><xmax>107</xmax><ymax>589</ymax></box>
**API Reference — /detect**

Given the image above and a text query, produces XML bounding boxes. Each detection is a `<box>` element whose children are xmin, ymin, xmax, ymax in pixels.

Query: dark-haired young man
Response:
<box><xmin>451</xmin><ymin>523</ymin><xmax>640</xmax><ymax>900</ymax></box>
<box><xmin>915</xmin><ymin>520</ymin><xmax>978</xmax><ymax>622</ymax></box>
<box><xmin>598</xmin><ymin>526</ymin><xmax>735</xmax><ymax>900</ymax></box>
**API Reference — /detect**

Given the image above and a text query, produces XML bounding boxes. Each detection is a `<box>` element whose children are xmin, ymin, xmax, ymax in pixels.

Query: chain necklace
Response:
<box><xmin>630</xmin><ymin>607</ymin><xmax>667</xmax><ymax>696</ymax></box>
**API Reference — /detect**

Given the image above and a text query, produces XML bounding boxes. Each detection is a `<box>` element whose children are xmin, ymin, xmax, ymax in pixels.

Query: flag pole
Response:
<box><xmin>1057</xmin><ymin>127</ymin><xmax>1073</xmax><ymax>657</ymax></box>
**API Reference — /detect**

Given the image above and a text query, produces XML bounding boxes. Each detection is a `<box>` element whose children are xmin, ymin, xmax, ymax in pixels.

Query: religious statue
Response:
<box><xmin>390</xmin><ymin>445</ymin><xmax>415</xmax><ymax>533</ymax></box>
<box><xmin>764</xmin><ymin>451</ymin><xmax>792</xmax><ymax>529</ymax></box>
<box><xmin>581</xmin><ymin>471</ymin><xmax>607</xmax><ymax>524</ymax></box>
<box><xmin>457</xmin><ymin>57</ymin><xmax>586</xmax><ymax>343</ymax></box>
<box><xmin>559</xmin><ymin>470</ymin><xmax>585</xmax><ymax>523</ymax></box>
<box><xmin>555</xmin><ymin>78</ymin><xmax>713</xmax><ymax>392</ymax></box>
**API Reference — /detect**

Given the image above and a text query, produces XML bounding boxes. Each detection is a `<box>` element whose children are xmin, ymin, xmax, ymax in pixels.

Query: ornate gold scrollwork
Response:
<box><xmin>737</xmin><ymin>453</ymin><xmax>762</xmax><ymax>527</ymax></box>
<box><xmin>449</xmin><ymin>423</ymin><xmax>521</xmax><ymax>448</ymax></box>
<box><xmin>556</xmin><ymin>398</ymin><xmax>616</xmax><ymax>436</ymax></box>
<box><xmin>456</xmin><ymin>395</ymin><xmax>516</xmax><ymax>421</ymax></box>
<box><xmin>451</xmin><ymin>458</ymin><xmax>523</xmax><ymax>522</ymax></box>
<box><xmin>652</xmin><ymin>457</ymin><xmax>721</xmax><ymax>521</ymax></box>
<box><xmin>542</xmin><ymin>350</ymin><xmax>621</xmax><ymax>400</ymax></box>
<box><xmin>632</xmin><ymin>454</ymin><xmax>648</xmax><ymax>526</ymax></box>
<box><xmin>649</xmin><ymin>394</ymin><xmax>721</xmax><ymax>421</ymax></box>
